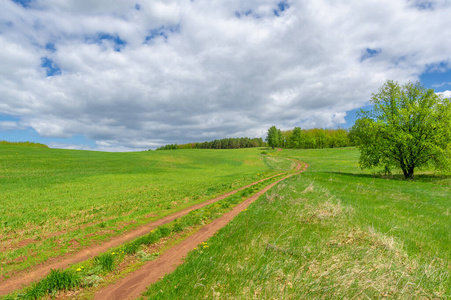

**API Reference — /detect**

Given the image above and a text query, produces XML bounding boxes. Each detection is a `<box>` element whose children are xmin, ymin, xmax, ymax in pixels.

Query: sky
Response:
<box><xmin>1</xmin><ymin>0</ymin><xmax>451</xmax><ymax>151</ymax></box>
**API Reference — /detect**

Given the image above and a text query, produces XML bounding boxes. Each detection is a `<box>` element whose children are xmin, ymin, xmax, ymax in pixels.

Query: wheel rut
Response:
<box><xmin>95</xmin><ymin>160</ymin><xmax>308</xmax><ymax>300</ymax></box>
<box><xmin>0</xmin><ymin>172</ymin><xmax>286</xmax><ymax>296</ymax></box>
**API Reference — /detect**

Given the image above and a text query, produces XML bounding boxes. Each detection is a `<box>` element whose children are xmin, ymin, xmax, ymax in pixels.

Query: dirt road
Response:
<box><xmin>95</xmin><ymin>160</ymin><xmax>308</xmax><ymax>300</ymax></box>
<box><xmin>0</xmin><ymin>173</ymin><xmax>285</xmax><ymax>296</ymax></box>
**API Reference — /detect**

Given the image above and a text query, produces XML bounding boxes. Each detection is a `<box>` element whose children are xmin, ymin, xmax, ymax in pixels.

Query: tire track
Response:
<box><xmin>95</xmin><ymin>161</ymin><xmax>308</xmax><ymax>300</ymax></box>
<box><xmin>0</xmin><ymin>173</ymin><xmax>284</xmax><ymax>296</ymax></box>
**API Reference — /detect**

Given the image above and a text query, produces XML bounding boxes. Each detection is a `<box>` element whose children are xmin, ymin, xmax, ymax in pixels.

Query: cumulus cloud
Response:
<box><xmin>1</xmin><ymin>0</ymin><xmax>451</xmax><ymax>150</ymax></box>
<box><xmin>437</xmin><ymin>90</ymin><xmax>451</xmax><ymax>98</ymax></box>
<box><xmin>0</xmin><ymin>121</ymin><xmax>24</xmax><ymax>131</ymax></box>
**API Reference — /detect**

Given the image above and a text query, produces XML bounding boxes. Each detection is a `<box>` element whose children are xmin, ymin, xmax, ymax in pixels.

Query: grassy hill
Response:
<box><xmin>0</xmin><ymin>145</ymin><xmax>291</xmax><ymax>277</ymax></box>
<box><xmin>1</xmin><ymin>146</ymin><xmax>449</xmax><ymax>299</ymax></box>
<box><xmin>144</xmin><ymin>148</ymin><xmax>451</xmax><ymax>299</ymax></box>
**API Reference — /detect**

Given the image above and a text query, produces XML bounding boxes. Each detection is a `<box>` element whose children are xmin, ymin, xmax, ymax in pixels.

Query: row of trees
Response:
<box><xmin>156</xmin><ymin>80</ymin><xmax>450</xmax><ymax>179</ymax></box>
<box><xmin>156</xmin><ymin>137</ymin><xmax>265</xmax><ymax>150</ymax></box>
<box><xmin>266</xmin><ymin>126</ymin><xmax>353</xmax><ymax>149</ymax></box>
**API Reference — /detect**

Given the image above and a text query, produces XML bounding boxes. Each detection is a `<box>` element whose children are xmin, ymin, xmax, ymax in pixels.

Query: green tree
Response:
<box><xmin>289</xmin><ymin>127</ymin><xmax>302</xmax><ymax>148</ymax></box>
<box><xmin>266</xmin><ymin>125</ymin><xmax>281</xmax><ymax>149</ymax></box>
<box><xmin>351</xmin><ymin>80</ymin><xmax>451</xmax><ymax>179</ymax></box>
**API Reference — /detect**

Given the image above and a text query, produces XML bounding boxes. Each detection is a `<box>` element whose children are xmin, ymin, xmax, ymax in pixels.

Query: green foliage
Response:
<box><xmin>94</xmin><ymin>253</ymin><xmax>115</xmax><ymax>272</ymax></box>
<box><xmin>266</xmin><ymin>125</ymin><xmax>282</xmax><ymax>149</ymax></box>
<box><xmin>283</xmin><ymin>128</ymin><xmax>352</xmax><ymax>149</ymax></box>
<box><xmin>351</xmin><ymin>80</ymin><xmax>451</xmax><ymax>179</ymax></box>
<box><xmin>264</xmin><ymin>127</ymin><xmax>352</xmax><ymax>149</ymax></box>
<box><xmin>156</xmin><ymin>137</ymin><xmax>265</xmax><ymax>150</ymax></box>
<box><xmin>156</xmin><ymin>143</ymin><xmax>179</xmax><ymax>150</ymax></box>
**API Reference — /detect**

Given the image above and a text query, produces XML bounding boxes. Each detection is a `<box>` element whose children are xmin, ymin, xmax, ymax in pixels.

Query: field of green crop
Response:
<box><xmin>144</xmin><ymin>148</ymin><xmax>451</xmax><ymax>299</ymax></box>
<box><xmin>0</xmin><ymin>145</ymin><xmax>293</xmax><ymax>277</ymax></box>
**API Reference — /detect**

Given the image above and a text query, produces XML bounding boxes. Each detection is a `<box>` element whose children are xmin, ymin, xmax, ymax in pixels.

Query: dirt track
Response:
<box><xmin>0</xmin><ymin>173</ymin><xmax>286</xmax><ymax>296</ymax></box>
<box><xmin>95</xmin><ymin>160</ymin><xmax>308</xmax><ymax>300</ymax></box>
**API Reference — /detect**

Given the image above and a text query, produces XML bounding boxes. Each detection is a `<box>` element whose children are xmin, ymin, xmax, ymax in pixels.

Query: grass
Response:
<box><xmin>1</xmin><ymin>175</ymin><xmax>284</xmax><ymax>299</ymax></box>
<box><xmin>143</xmin><ymin>147</ymin><xmax>451</xmax><ymax>299</ymax></box>
<box><xmin>18</xmin><ymin>269</ymin><xmax>80</xmax><ymax>299</ymax></box>
<box><xmin>0</xmin><ymin>145</ymin><xmax>291</xmax><ymax>277</ymax></box>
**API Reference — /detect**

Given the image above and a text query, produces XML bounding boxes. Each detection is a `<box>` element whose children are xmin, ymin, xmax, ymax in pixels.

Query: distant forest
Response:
<box><xmin>276</xmin><ymin>127</ymin><xmax>354</xmax><ymax>149</ymax></box>
<box><xmin>156</xmin><ymin>137</ymin><xmax>265</xmax><ymax>150</ymax></box>
<box><xmin>156</xmin><ymin>127</ymin><xmax>354</xmax><ymax>151</ymax></box>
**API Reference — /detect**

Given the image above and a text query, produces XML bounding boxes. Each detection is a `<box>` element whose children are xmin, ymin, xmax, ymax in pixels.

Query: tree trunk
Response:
<box><xmin>402</xmin><ymin>166</ymin><xmax>415</xmax><ymax>179</ymax></box>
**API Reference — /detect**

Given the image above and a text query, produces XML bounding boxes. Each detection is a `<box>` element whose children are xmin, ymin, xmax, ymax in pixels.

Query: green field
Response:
<box><xmin>144</xmin><ymin>148</ymin><xmax>451</xmax><ymax>299</ymax></box>
<box><xmin>1</xmin><ymin>146</ymin><xmax>450</xmax><ymax>299</ymax></box>
<box><xmin>0</xmin><ymin>145</ymin><xmax>293</xmax><ymax>277</ymax></box>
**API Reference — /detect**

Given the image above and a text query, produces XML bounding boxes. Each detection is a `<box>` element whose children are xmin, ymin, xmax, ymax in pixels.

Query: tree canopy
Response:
<box><xmin>266</xmin><ymin>125</ymin><xmax>283</xmax><ymax>149</ymax></box>
<box><xmin>155</xmin><ymin>137</ymin><xmax>265</xmax><ymax>150</ymax></box>
<box><xmin>350</xmin><ymin>80</ymin><xmax>451</xmax><ymax>179</ymax></box>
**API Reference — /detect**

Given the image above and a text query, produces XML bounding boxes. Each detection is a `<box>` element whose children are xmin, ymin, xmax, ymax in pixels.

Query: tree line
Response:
<box><xmin>156</xmin><ymin>128</ymin><xmax>354</xmax><ymax>151</ymax></box>
<box><xmin>156</xmin><ymin>137</ymin><xmax>265</xmax><ymax>150</ymax></box>
<box><xmin>266</xmin><ymin>126</ymin><xmax>353</xmax><ymax>149</ymax></box>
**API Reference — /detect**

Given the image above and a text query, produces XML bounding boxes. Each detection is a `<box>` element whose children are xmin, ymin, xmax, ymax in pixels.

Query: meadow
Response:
<box><xmin>143</xmin><ymin>148</ymin><xmax>451</xmax><ymax>299</ymax></box>
<box><xmin>0</xmin><ymin>145</ymin><xmax>292</xmax><ymax>278</ymax></box>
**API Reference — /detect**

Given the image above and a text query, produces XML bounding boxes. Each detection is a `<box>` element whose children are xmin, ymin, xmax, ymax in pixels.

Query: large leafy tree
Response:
<box><xmin>289</xmin><ymin>126</ymin><xmax>303</xmax><ymax>148</ymax></box>
<box><xmin>266</xmin><ymin>125</ymin><xmax>282</xmax><ymax>149</ymax></box>
<box><xmin>351</xmin><ymin>80</ymin><xmax>451</xmax><ymax>179</ymax></box>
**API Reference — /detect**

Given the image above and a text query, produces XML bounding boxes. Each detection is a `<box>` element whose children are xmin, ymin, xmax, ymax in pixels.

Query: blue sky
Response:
<box><xmin>1</xmin><ymin>0</ymin><xmax>451</xmax><ymax>151</ymax></box>
<box><xmin>343</xmin><ymin>68</ymin><xmax>451</xmax><ymax>127</ymax></box>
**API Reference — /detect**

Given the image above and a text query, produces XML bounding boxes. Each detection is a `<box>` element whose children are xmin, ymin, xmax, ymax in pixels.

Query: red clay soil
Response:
<box><xmin>0</xmin><ymin>173</ymin><xmax>286</xmax><ymax>296</ymax></box>
<box><xmin>95</xmin><ymin>161</ymin><xmax>308</xmax><ymax>300</ymax></box>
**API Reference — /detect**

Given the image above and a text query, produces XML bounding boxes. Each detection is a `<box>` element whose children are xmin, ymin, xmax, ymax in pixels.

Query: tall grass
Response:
<box><xmin>24</xmin><ymin>269</ymin><xmax>80</xmax><ymax>299</ymax></box>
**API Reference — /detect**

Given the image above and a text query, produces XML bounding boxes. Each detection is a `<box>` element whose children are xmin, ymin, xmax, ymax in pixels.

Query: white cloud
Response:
<box><xmin>437</xmin><ymin>90</ymin><xmax>451</xmax><ymax>98</ymax></box>
<box><xmin>1</xmin><ymin>0</ymin><xmax>451</xmax><ymax>150</ymax></box>
<box><xmin>0</xmin><ymin>121</ymin><xmax>24</xmax><ymax>131</ymax></box>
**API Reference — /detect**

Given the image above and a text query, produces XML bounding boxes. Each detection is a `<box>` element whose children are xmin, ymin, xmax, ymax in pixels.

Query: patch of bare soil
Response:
<box><xmin>95</xmin><ymin>160</ymin><xmax>308</xmax><ymax>300</ymax></box>
<box><xmin>0</xmin><ymin>169</ymin><xmax>294</xmax><ymax>296</ymax></box>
